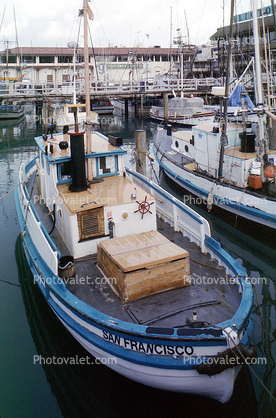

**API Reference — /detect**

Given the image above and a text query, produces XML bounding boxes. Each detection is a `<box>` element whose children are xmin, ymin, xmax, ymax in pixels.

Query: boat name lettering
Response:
<box><xmin>102</xmin><ymin>331</ymin><xmax>194</xmax><ymax>356</ymax></box>
<box><xmin>106</xmin><ymin>64</ymin><xmax>143</xmax><ymax>70</ymax></box>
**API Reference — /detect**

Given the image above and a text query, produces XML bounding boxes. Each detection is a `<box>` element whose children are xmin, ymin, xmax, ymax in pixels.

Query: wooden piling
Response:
<box><xmin>124</xmin><ymin>97</ymin><xmax>129</xmax><ymax>119</ymax></box>
<box><xmin>135</xmin><ymin>129</ymin><xmax>147</xmax><ymax>176</ymax></box>
<box><xmin>163</xmin><ymin>93</ymin><xmax>169</xmax><ymax>126</ymax></box>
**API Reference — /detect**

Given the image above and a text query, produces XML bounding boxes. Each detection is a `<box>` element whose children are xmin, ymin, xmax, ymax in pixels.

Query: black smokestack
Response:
<box><xmin>69</xmin><ymin>130</ymin><xmax>88</xmax><ymax>192</ymax></box>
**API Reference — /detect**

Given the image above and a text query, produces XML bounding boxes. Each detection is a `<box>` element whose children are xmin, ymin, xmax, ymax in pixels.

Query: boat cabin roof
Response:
<box><xmin>35</xmin><ymin>131</ymin><xmax>126</xmax><ymax>163</ymax></box>
<box><xmin>172</xmin><ymin>123</ymin><xmax>243</xmax><ymax>142</ymax></box>
<box><xmin>193</xmin><ymin>122</ymin><xmax>241</xmax><ymax>133</ymax></box>
<box><xmin>57</xmin><ymin>175</ymin><xmax>155</xmax><ymax>215</ymax></box>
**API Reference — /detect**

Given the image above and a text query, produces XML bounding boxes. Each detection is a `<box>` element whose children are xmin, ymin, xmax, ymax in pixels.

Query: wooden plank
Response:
<box><xmin>101</xmin><ymin>230</ymin><xmax>169</xmax><ymax>255</ymax></box>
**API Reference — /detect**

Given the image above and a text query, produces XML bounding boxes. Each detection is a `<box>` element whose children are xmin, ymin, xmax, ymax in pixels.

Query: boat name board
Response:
<box><xmin>103</xmin><ymin>330</ymin><xmax>194</xmax><ymax>356</ymax></box>
<box><xmin>106</xmin><ymin>64</ymin><xmax>143</xmax><ymax>70</ymax></box>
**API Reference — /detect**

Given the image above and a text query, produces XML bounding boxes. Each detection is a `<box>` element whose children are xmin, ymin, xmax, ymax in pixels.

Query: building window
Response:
<box><xmin>118</xmin><ymin>55</ymin><xmax>128</xmax><ymax>62</ymax></box>
<box><xmin>47</xmin><ymin>74</ymin><xmax>53</xmax><ymax>82</ymax></box>
<box><xmin>58</xmin><ymin>55</ymin><xmax>73</xmax><ymax>63</ymax></box>
<box><xmin>39</xmin><ymin>55</ymin><xmax>55</xmax><ymax>63</ymax></box>
<box><xmin>21</xmin><ymin>55</ymin><xmax>35</xmax><ymax>63</ymax></box>
<box><xmin>62</xmin><ymin>74</ymin><xmax>69</xmax><ymax>82</ymax></box>
<box><xmin>8</xmin><ymin>55</ymin><xmax>17</xmax><ymax>63</ymax></box>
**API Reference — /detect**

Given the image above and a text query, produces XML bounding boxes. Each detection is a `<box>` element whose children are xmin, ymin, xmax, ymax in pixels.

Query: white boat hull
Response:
<box><xmin>15</xmin><ymin>156</ymin><xmax>254</xmax><ymax>405</ymax></box>
<box><xmin>154</xmin><ymin>144</ymin><xmax>276</xmax><ymax>229</ymax></box>
<box><xmin>62</xmin><ymin>318</ymin><xmax>237</xmax><ymax>403</ymax></box>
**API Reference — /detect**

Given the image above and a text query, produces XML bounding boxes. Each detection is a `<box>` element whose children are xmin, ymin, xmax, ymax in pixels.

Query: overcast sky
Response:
<box><xmin>0</xmin><ymin>0</ymin><xmax>270</xmax><ymax>49</ymax></box>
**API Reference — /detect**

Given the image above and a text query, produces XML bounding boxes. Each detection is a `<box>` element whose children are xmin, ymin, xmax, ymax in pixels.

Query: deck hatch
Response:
<box><xmin>77</xmin><ymin>207</ymin><xmax>105</xmax><ymax>241</ymax></box>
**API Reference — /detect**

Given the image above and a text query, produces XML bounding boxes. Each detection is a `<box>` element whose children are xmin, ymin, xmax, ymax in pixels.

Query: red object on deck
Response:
<box><xmin>248</xmin><ymin>175</ymin><xmax>262</xmax><ymax>189</ymax></box>
<box><xmin>264</xmin><ymin>165</ymin><xmax>276</xmax><ymax>178</ymax></box>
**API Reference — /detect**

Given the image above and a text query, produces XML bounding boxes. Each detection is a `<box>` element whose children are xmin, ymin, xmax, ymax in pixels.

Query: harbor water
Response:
<box><xmin>0</xmin><ymin>109</ymin><xmax>275</xmax><ymax>418</ymax></box>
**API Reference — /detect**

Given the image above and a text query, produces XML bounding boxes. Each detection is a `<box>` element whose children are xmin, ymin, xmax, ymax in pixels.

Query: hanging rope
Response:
<box><xmin>0</xmin><ymin>182</ymin><xmax>24</xmax><ymax>201</ymax></box>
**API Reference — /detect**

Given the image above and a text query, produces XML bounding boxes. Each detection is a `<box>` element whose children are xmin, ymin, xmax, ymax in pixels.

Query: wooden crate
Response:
<box><xmin>97</xmin><ymin>230</ymin><xmax>190</xmax><ymax>302</ymax></box>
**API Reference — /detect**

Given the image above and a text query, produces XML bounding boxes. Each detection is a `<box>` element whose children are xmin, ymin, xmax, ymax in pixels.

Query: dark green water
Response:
<box><xmin>0</xmin><ymin>111</ymin><xmax>275</xmax><ymax>417</ymax></box>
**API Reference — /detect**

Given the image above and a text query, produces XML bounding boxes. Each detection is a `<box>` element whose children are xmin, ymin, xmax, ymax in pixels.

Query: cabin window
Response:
<box><xmin>57</xmin><ymin>162</ymin><xmax>72</xmax><ymax>184</ymax></box>
<box><xmin>97</xmin><ymin>155</ymin><xmax>117</xmax><ymax>177</ymax></box>
<box><xmin>175</xmin><ymin>141</ymin><xmax>179</xmax><ymax>148</ymax></box>
<box><xmin>77</xmin><ymin>207</ymin><xmax>105</xmax><ymax>241</ymax></box>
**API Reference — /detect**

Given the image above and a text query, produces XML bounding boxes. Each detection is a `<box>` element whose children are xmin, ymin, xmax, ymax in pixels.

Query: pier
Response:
<box><xmin>0</xmin><ymin>77</ymin><xmax>217</xmax><ymax>100</ymax></box>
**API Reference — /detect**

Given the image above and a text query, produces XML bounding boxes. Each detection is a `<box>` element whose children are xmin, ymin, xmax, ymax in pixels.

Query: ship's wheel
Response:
<box><xmin>134</xmin><ymin>196</ymin><xmax>154</xmax><ymax>219</ymax></box>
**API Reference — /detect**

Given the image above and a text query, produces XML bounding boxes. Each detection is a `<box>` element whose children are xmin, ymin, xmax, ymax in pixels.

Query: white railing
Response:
<box><xmin>125</xmin><ymin>166</ymin><xmax>211</xmax><ymax>253</ymax></box>
<box><xmin>4</xmin><ymin>77</ymin><xmax>217</xmax><ymax>98</ymax></box>
<box><xmin>18</xmin><ymin>162</ymin><xmax>59</xmax><ymax>276</ymax></box>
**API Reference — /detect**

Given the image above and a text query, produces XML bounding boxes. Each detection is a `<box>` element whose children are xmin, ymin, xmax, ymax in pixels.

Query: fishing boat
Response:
<box><xmin>14</xmin><ymin>0</ymin><xmax>254</xmax><ymax>404</ymax></box>
<box><xmin>91</xmin><ymin>98</ymin><xmax>114</xmax><ymax>115</ymax></box>
<box><xmin>51</xmin><ymin>103</ymin><xmax>98</xmax><ymax>132</ymax></box>
<box><xmin>153</xmin><ymin>0</ymin><xmax>276</xmax><ymax>230</ymax></box>
<box><xmin>14</xmin><ymin>125</ymin><xmax>255</xmax><ymax>403</ymax></box>
<box><xmin>0</xmin><ymin>103</ymin><xmax>25</xmax><ymax>120</ymax></box>
<box><xmin>149</xmin><ymin>96</ymin><xmax>216</xmax><ymax>127</ymax></box>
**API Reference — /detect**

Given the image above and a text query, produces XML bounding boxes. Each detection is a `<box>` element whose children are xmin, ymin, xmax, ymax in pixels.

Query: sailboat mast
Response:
<box><xmin>218</xmin><ymin>0</ymin><xmax>235</xmax><ymax>180</ymax></box>
<box><xmin>252</xmin><ymin>0</ymin><xmax>265</xmax><ymax>161</ymax></box>
<box><xmin>83</xmin><ymin>0</ymin><xmax>93</xmax><ymax>180</ymax></box>
<box><xmin>252</xmin><ymin>0</ymin><xmax>263</xmax><ymax>106</ymax></box>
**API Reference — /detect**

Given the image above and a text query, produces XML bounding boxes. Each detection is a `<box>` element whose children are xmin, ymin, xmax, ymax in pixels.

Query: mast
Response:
<box><xmin>218</xmin><ymin>0</ymin><xmax>235</xmax><ymax>180</ymax></box>
<box><xmin>252</xmin><ymin>0</ymin><xmax>265</xmax><ymax>162</ymax></box>
<box><xmin>83</xmin><ymin>0</ymin><xmax>93</xmax><ymax>180</ymax></box>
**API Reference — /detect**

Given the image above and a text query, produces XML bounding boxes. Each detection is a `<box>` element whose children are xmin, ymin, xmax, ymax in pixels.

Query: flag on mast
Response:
<box><xmin>87</xmin><ymin>3</ymin><xmax>94</xmax><ymax>20</ymax></box>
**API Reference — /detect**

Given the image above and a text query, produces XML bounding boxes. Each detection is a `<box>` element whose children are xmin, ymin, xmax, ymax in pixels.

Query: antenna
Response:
<box><xmin>0</xmin><ymin>5</ymin><xmax>6</xmax><ymax>37</ymax></box>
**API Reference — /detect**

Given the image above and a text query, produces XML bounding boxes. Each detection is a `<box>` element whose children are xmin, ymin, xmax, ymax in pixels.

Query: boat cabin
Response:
<box><xmin>34</xmin><ymin>130</ymin><xmax>190</xmax><ymax>303</ymax></box>
<box><xmin>36</xmin><ymin>131</ymin><xmax>157</xmax><ymax>259</ymax></box>
<box><xmin>171</xmin><ymin>122</ymin><xmax>276</xmax><ymax>188</ymax></box>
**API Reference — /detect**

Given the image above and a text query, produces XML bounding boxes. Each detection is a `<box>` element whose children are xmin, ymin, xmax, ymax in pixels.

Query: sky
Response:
<box><xmin>0</xmin><ymin>0</ymin><xmax>271</xmax><ymax>50</ymax></box>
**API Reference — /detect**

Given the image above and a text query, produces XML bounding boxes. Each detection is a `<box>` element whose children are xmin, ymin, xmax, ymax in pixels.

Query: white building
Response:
<box><xmin>0</xmin><ymin>45</ymin><xmax>209</xmax><ymax>85</ymax></box>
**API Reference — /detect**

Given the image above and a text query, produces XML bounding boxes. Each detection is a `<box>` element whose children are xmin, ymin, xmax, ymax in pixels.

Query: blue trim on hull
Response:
<box><xmin>154</xmin><ymin>147</ymin><xmax>276</xmax><ymax>225</ymax></box>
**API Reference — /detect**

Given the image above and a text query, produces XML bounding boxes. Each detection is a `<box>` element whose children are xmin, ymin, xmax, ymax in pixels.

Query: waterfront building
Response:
<box><xmin>0</xmin><ymin>44</ymin><xmax>214</xmax><ymax>86</ymax></box>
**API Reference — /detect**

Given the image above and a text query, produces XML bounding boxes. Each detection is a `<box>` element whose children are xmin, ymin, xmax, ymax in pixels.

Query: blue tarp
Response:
<box><xmin>228</xmin><ymin>84</ymin><xmax>255</xmax><ymax>108</ymax></box>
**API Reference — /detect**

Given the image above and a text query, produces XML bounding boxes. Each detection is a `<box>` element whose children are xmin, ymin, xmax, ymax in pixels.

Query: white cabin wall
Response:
<box><xmin>56</xmin><ymin>199</ymin><xmax>157</xmax><ymax>259</ymax></box>
<box><xmin>103</xmin><ymin>201</ymin><xmax>157</xmax><ymax>239</ymax></box>
<box><xmin>205</xmin><ymin>133</ymin><xmax>220</xmax><ymax>177</ymax></box>
<box><xmin>194</xmin><ymin>132</ymin><xmax>208</xmax><ymax>171</ymax></box>
<box><xmin>39</xmin><ymin>153</ymin><xmax>59</xmax><ymax>211</ymax></box>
